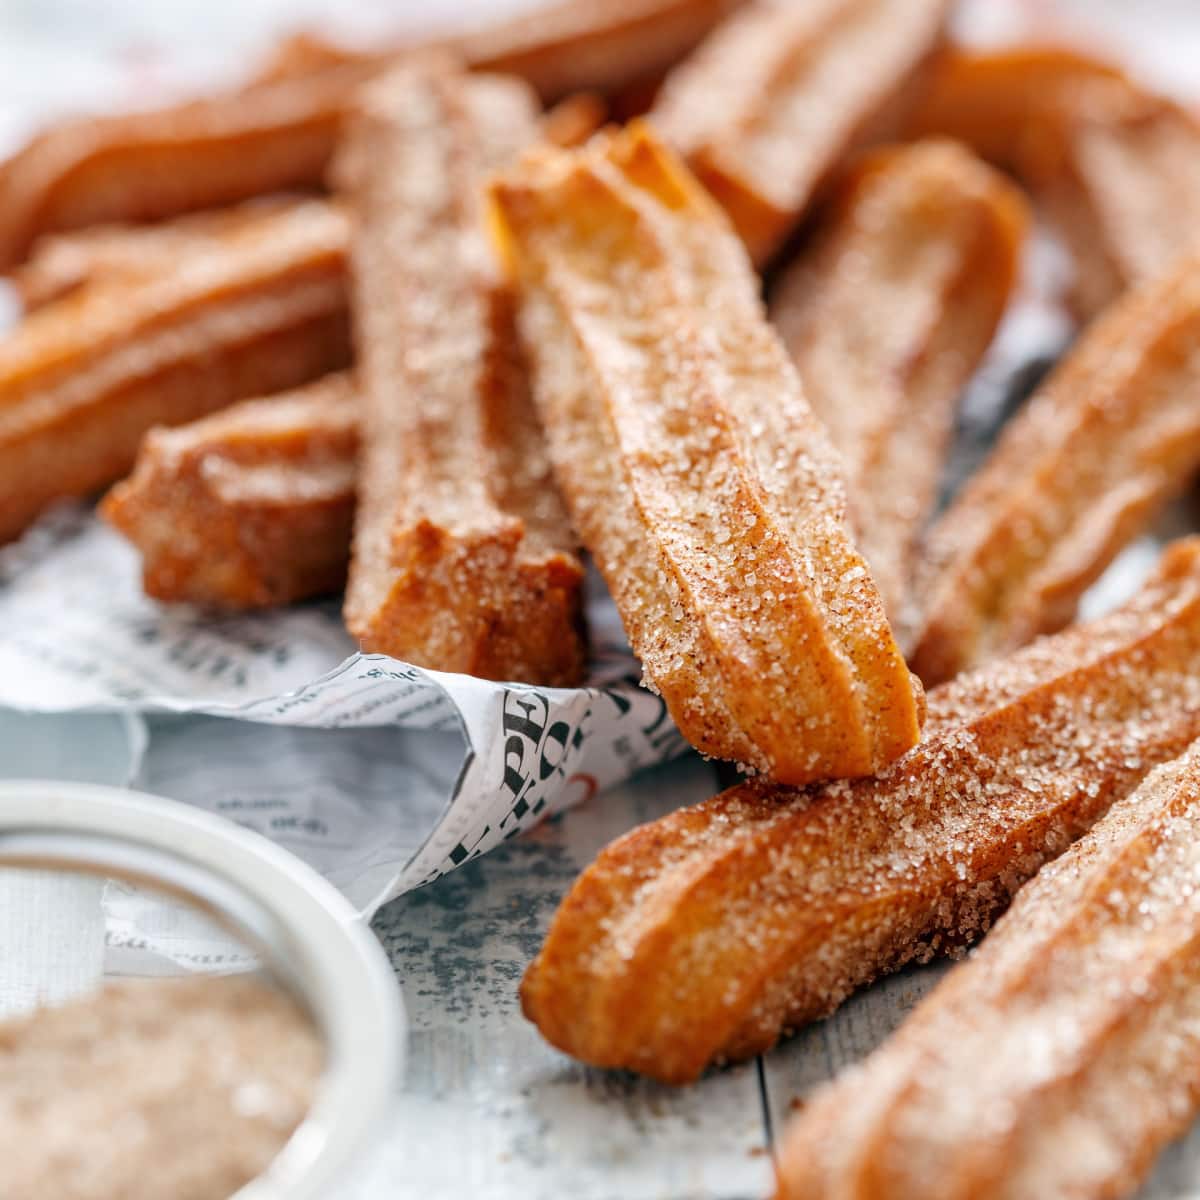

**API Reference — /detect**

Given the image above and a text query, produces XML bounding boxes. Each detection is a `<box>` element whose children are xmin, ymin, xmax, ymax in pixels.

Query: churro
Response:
<box><xmin>0</xmin><ymin>63</ymin><xmax>372</xmax><ymax>271</ymax></box>
<box><xmin>103</xmin><ymin>373</ymin><xmax>357</xmax><ymax>609</ymax></box>
<box><xmin>337</xmin><ymin>60</ymin><xmax>585</xmax><ymax>686</ymax></box>
<box><xmin>770</xmin><ymin>141</ymin><xmax>1027</xmax><ymax>625</ymax></box>
<box><xmin>648</xmin><ymin>0</ymin><xmax>952</xmax><ymax>264</ymax></box>
<box><xmin>0</xmin><ymin>199</ymin><xmax>350</xmax><ymax>545</ymax></box>
<box><xmin>777</xmin><ymin>735</ymin><xmax>1200</xmax><ymax>1200</ymax></box>
<box><xmin>1024</xmin><ymin>75</ymin><xmax>1200</xmax><ymax>319</ymax></box>
<box><xmin>522</xmin><ymin>539</ymin><xmax>1200</xmax><ymax>1083</ymax></box>
<box><xmin>11</xmin><ymin>198</ymin><xmax>301</xmax><ymax>310</ymax></box>
<box><xmin>491</xmin><ymin>125</ymin><xmax>922</xmax><ymax>783</ymax></box>
<box><xmin>909</xmin><ymin>252</ymin><xmax>1200</xmax><ymax>686</ymax></box>
<box><xmin>905</xmin><ymin>46</ymin><xmax>1125</xmax><ymax>173</ymax></box>
<box><xmin>907</xmin><ymin>47</ymin><xmax>1200</xmax><ymax>318</ymax></box>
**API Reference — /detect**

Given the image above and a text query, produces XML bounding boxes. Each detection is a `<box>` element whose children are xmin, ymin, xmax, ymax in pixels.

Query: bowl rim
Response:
<box><xmin>0</xmin><ymin>777</ymin><xmax>405</xmax><ymax>1200</ymax></box>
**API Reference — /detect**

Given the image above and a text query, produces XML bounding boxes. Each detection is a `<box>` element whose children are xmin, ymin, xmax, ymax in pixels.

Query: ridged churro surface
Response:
<box><xmin>777</xmin><ymin>735</ymin><xmax>1200</xmax><ymax>1200</ymax></box>
<box><xmin>449</xmin><ymin>0</ymin><xmax>742</xmax><ymax>101</ymax></box>
<box><xmin>0</xmin><ymin>199</ymin><xmax>350</xmax><ymax>544</ymax></box>
<box><xmin>338</xmin><ymin>60</ymin><xmax>585</xmax><ymax>686</ymax></box>
<box><xmin>522</xmin><ymin>540</ymin><xmax>1200</xmax><ymax>1083</ymax></box>
<box><xmin>771</xmin><ymin>141</ymin><xmax>1026</xmax><ymax>626</ymax></box>
<box><xmin>649</xmin><ymin>0</ymin><xmax>952</xmax><ymax>264</ymax></box>
<box><xmin>491</xmin><ymin>125</ymin><xmax>922</xmax><ymax>783</ymax></box>
<box><xmin>910</xmin><ymin>253</ymin><xmax>1200</xmax><ymax>686</ymax></box>
<box><xmin>103</xmin><ymin>372</ymin><xmax>357</xmax><ymax>609</ymax></box>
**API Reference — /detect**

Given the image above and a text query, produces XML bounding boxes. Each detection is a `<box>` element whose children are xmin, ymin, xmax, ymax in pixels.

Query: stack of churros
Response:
<box><xmin>6</xmin><ymin>5</ymin><xmax>1200</xmax><ymax>1193</ymax></box>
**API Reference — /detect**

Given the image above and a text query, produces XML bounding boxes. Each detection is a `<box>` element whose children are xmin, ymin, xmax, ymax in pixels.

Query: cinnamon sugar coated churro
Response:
<box><xmin>11</xmin><ymin>199</ymin><xmax>302</xmax><ymax>309</ymax></box>
<box><xmin>491</xmin><ymin>125</ymin><xmax>923</xmax><ymax>784</ymax></box>
<box><xmin>521</xmin><ymin>540</ymin><xmax>1200</xmax><ymax>1083</ymax></box>
<box><xmin>907</xmin><ymin>47</ymin><xmax>1200</xmax><ymax>318</ymax></box>
<box><xmin>770</xmin><ymin>141</ymin><xmax>1027</xmax><ymax>626</ymax></box>
<box><xmin>1022</xmin><ymin>75</ymin><xmax>1200</xmax><ymax>319</ymax></box>
<box><xmin>0</xmin><ymin>199</ymin><xmax>350</xmax><ymax>545</ymax></box>
<box><xmin>0</xmin><ymin>63</ymin><xmax>373</xmax><ymax>271</ymax></box>
<box><xmin>103</xmin><ymin>373</ymin><xmax>357</xmax><ymax>609</ymax></box>
<box><xmin>904</xmin><ymin>46</ymin><xmax>1126</xmax><ymax>173</ymax></box>
<box><xmin>648</xmin><ymin>0</ymin><xmax>953</xmax><ymax>264</ymax></box>
<box><xmin>337</xmin><ymin>60</ymin><xmax>586</xmax><ymax>686</ymax></box>
<box><xmin>909</xmin><ymin>252</ymin><xmax>1200</xmax><ymax>687</ymax></box>
<box><xmin>776</xmin><ymin>736</ymin><xmax>1200</xmax><ymax>1200</ymax></box>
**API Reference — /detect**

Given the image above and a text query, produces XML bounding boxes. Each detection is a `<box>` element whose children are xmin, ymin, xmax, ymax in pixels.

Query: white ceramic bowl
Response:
<box><xmin>0</xmin><ymin>779</ymin><xmax>405</xmax><ymax>1200</ymax></box>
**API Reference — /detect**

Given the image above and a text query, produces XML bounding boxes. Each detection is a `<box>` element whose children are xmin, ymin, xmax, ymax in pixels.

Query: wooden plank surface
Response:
<box><xmin>363</xmin><ymin>753</ymin><xmax>773</xmax><ymax>1200</ymax></box>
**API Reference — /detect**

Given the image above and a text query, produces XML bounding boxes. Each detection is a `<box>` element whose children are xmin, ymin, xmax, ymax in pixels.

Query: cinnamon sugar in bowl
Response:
<box><xmin>0</xmin><ymin>782</ymin><xmax>404</xmax><ymax>1200</ymax></box>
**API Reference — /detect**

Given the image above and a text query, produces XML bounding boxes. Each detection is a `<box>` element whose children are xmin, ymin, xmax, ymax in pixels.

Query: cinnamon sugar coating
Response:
<box><xmin>337</xmin><ymin>61</ymin><xmax>585</xmax><ymax>686</ymax></box>
<box><xmin>0</xmin><ymin>976</ymin><xmax>320</xmax><ymax>1200</ymax></box>
<box><xmin>0</xmin><ymin>199</ymin><xmax>350</xmax><ymax>545</ymax></box>
<box><xmin>776</xmin><ymin>736</ymin><xmax>1200</xmax><ymax>1200</ymax></box>
<box><xmin>907</xmin><ymin>47</ymin><xmax>1200</xmax><ymax>318</ymax></box>
<box><xmin>910</xmin><ymin>253</ymin><xmax>1200</xmax><ymax>686</ymax></box>
<box><xmin>0</xmin><ymin>63</ymin><xmax>372</xmax><ymax>271</ymax></box>
<box><xmin>11</xmin><ymin>199</ymin><xmax>303</xmax><ymax>310</ymax></box>
<box><xmin>103</xmin><ymin>372</ymin><xmax>357</xmax><ymax>609</ymax></box>
<box><xmin>521</xmin><ymin>539</ymin><xmax>1200</xmax><ymax>1083</ymax></box>
<box><xmin>771</xmin><ymin>141</ymin><xmax>1027</xmax><ymax>626</ymax></box>
<box><xmin>491</xmin><ymin>125</ymin><xmax>922</xmax><ymax>784</ymax></box>
<box><xmin>648</xmin><ymin>0</ymin><xmax>952</xmax><ymax>265</ymax></box>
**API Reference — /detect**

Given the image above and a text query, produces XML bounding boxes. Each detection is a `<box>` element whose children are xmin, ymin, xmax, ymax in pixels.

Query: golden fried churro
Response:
<box><xmin>522</xmin><ymin>539</ymin><xmax>1200</xmax><ymax>1083</ymax></box>
<box><xmin>491</xmin><ymin>125</ymin><xmax>923</xmax><ymax>783</ymax></box>
<box><xmin>11</xmin><ymin>198</ymin><xmax>301</xmax><ymax>309</ymax></box>
<box><xmin>907</xmin><ymin>47</ymin><xmax>1200</xmax><ymax>318</ymax></box>
<box><xmin>103</xmin><ymin>373</ymin><xmax>357</xmax><ymax>609</ymax></box>
<box><xmin>777</xmin><ymin>736</ymin><xmax>1200</xmax><ymax>1200</ymax></box>
<box><xmin>905</xmin><ymin>46</ymin><xmax>1125</xmax><ymax>173</ymax></box>
<box><xmin>0</xmin><ymin>199</ymin><xmax>350</xmax><ymax>545</ymax></box>
<box><xmin>770</xmin><ymin>141</ymin><xmax>1027</xmax><ymax>626</ymax></box>
<box><xmin>648</xmin><ymin>0</ymin><xmax>952</xmax><ymax>265</ymax></box>
<box><xmin>337</xmin><ymin>61</ymin><xmax>585</xmax><ymax>686</ymax></box>
<box><xmin>0</xmin><ymin>63</ymin><xmax>373</xmax><ymax>271</ymax></box>
<box><xmin>909</xmin><ymin>253</ymin><xmax>1200</xmax><ymax>687</ymax></box>
<box><xmin>1024</xmin><ymin>77</ymin><xmax>1200</xmax><ymax>319</ymax></box>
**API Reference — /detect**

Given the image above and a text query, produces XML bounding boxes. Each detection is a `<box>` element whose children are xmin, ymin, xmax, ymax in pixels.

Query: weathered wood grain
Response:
<box><xmin>366</xmin><ymin>754</ymin><xmax>773</xmax><ymax>1200</ymax></box>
